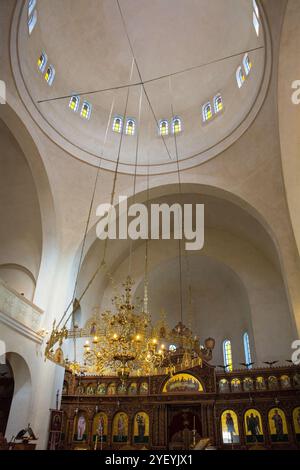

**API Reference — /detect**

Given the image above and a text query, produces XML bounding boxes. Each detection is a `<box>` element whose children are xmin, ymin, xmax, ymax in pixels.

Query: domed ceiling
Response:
<box><xmin>14</xmin><ymin>0</ymin><xmax>268</xmax><ymax>174</ymax></box>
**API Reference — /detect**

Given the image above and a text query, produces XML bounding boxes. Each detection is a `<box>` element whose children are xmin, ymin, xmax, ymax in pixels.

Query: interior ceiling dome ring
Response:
<box><xmin>11</xmin><ymin>0</ymin><xmax>271</xmax><ymax>175</ymax></box>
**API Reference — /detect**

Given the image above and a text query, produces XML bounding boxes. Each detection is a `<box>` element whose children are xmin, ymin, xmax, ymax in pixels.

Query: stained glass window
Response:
<box><xmin>202</xmin><ymin>102</ymin><xmax>213</xmax><ymax>122</ymax></box>
<box><xmin>236</xmin><ymin>66</ymin><xmax>245</xmax><ymax>88</ymax></box>
<box><xmin>112</xmin><ymin>117</ymin><xmax>123</xmax><ymax>133</ymax></box>
<box><xmin>214</xmin><ymin>94</ymin><xmax>223</xmax><ymax>114</ymax></box>
<box><xmin>28</xmin><ymin>0</ymin><xmax>37</xmax><ymax>17</ymax></box>
<box><xmin>69</xmin><ymin>95</ymin><xmax>80</xmax><ymax>112</ymax></box>
<box><xmin>223</xmin><ymin>340</ymin><xmax>233</xmax><ymax>372</ymax></box>
<box><xmin>172</xmin><ymin>117</ymin><xmax>182</xmax><ymax>135</ymax></box>
<box><xmin>37</xmin><ymin>52</ymin><xmax>47</xmax><ymax>73</ymax></box>
<box><xmin>243</xmin><ymin>54</ymin><xmax>252</xmax><ymax>76</ymax></box>
<box><xmin>159</xmin><ymin>120</ymin><xmax>169</xmax><ymax>136</ymax></box>
<box><xmin>243</xmin><ymin>332</ymin><xmax>252</xmax><ymax>367</ymax></box>
<box><xmin>80</xmin><ymin>101</ymin><xmax>92</xmax><ymax>120</ymax></box>
<box><xmin>125</xmin><ymin>119</ymin><xmax>135</xmax><ymax>136</ymax></box>
<box><xmin>253</xmin><ymin>0</ymin><xmax>259</xmax><ymax>19</ymax></box>
<box><xmin>44</xmin><ymin>65</ymin><xmax>55</xmax><ymax>86</ymax></box>
<box><xmin>253</xmin><ymin>11</ymin><xmax>260</xmax><ymax>36</ymax></box>
<box><xmin>28</xmin><ymin>9</ymin><xmax>37</xmax><ymax>35</ymax></box>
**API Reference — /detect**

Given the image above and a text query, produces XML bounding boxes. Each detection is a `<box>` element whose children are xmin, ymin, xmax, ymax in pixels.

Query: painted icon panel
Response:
<box><xmin>133</xmin><ymin>412</ymin><xmax>150</xmax><ymax>444</ymax></box>
<box><xmin>268</xmin><ymin>408</ymin><xmax>288</xmax><ymax>443</ymax></box>
<box><xmin>221</xmin><ymin>410</ymin><xmax>240</xmax><ymax>444</ymax></box>
<box><xmin>93</xmin><ymin>412</ymin><xmax>108</xmax><ymax>443</ymax></box>
<box><xmin>112</xmin><ymin>412</ymin><xmax>128</xmax><ymax>443</ymax></box>
<box><xmin>244</xmin><ymin>409</ymin><xmax>264</xmax><ymax>443</ymax></box>
<box><xmin>163</xmin><ymin>373</ymin><xmax>203</xmax><ymax>393</ymax></box>
<box><xmin>293</xmin><ymin>407</ymin><xmax>300</xmax><ymax>442</ymax></box>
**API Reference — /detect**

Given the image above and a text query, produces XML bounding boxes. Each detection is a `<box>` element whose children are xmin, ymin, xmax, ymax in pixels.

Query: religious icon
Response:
<box><xmin>62</xmin><ymin>381</ymin><xmax>68</xmax><ymax>395</ymax></box>
<box><xmin>75</xmin><ymin>413</ymin><xmax>86</xmax><ymax>441</ymax></box>
<box><xmin>107</xmin><ymin>382</ymin><xmax>117</xmax><ymax>395</ymax></box>
<box><xmin>243</xmin><ymin>377</ymin><xmax>254</xmax><ymax>392</ymax></box>
<box><xmin>93</xmin><ymin>412</ymin><xmax>108</xmax><ymax>443</ymax></box>
<box><xmin>218</xmin><ymin>379</ymin><xmax>230</xmax><ymax>393</ymax></box>
<box><xmin>112</xmin><ymin>412</ymin><xmax>128</xmax><ymax>443</ymax></box>
<box><xmin>255</xmin><ymin>376</ymin><xmax>266</xmax><ymax>390</ymax></box>
<box><xmin>268</xmin><ymin>408</ymin><xmax>288</xmax><ymax>442</ymax></box>
<box><xmin>231</xmin><ymin>378</ymin><xmax>241</xmax><ymax>392</ymax></box>
<box><xmin>50</xmin><ymin>410</ymin><xmax>63</xmax><ymax>432</ymax></box>
<box><xmin>86</xmin><ymin>383</ymin><xmax>95</xmax><ymax>395</ymax></box>
<box><xmin>293</xmin><ymin>373</ymin><xmax>300</xmax><ymax>389</ymax></box>
<box><xmin>128</xmin><ymin>382</ymin><xmax>138</xmax><ymax>395</ymax></box>
<box><xmin>293</xmin><ymin>407</ymin><xmax>300</xmax><ymax>442</ymax></box>
<box><xmin>76</xmin><ymin>384</ymin><xmax>84</xmax><ymax>395</ymax></box>
<box><xmin>221</xmin><ymin>410</ymin><xmax>240</xmax><ymax>444</ymax></box>
<box><xmin>244</xmin><ymin>409</ymin><xmax>264</xmax><ymax>443</ymax></box>
<box><xmin>133</xmin><ymin>412</ymin><xmax>149</xmax><ymax>444</ymax></box>
<box><xmin>96</xmin><ymin>382</ymin><xmax>106</xmax><ymax>395</ymax></box>
<box><xmin>117</xmin><ymin>383</ymin><xmax>127</xmax><ymax>395</ymax></box>
<box><xmin>280</xmin><ymin>375</ymin><xmax>291</xmax><ymax>389</ymax></box>
<box><xmin>268</xmin><ymin>376</ymin><xmax>278</xmax><ymax>390</ymax></box>
<box><xmin>140</xmin><ymin>382</ymin><xmax>149</xmax><ymax>395</ymax></box>
<box><xmin>163</xmin><ymin>373</ymin><xmax>203</xmax><ymax>393</ymax></box>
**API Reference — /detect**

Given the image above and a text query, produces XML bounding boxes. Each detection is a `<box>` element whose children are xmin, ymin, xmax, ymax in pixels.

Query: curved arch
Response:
<box><xmin>0</xmin><ymin>102</ymin><xmax>58</xmax><ymax>310</ymax></box>
<box><xmin>4</xmin><ymin>352</ymin><xmax>32</xmax><ymax>441</ymax></box>
<box><xmin>0</xmin><ymin>263</ymin><xmax>36</xmax><ymax>301</ymax></box>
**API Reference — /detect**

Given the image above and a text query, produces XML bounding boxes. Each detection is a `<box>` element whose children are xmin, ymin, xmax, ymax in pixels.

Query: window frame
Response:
<box><xmin>125</xmin><ymin>118</ymin><xmax>136</xmax><ymax>136</ymax></box>
<box><xmin>243</xmin><ymin>332</ymin><xmax>252</xmax><ymax>367</ymax></box>
<box><xmin>28</xmin><ymin>9</ymin><xmax>37</xmax><ymax>35</ymax></box>
<box><xmin>112</xmin><ymin>116</ymin><xmax>123</xmax><ymax>134</ymax></box>
<box><xmin>223</xmin><ymin>340</ymin><xmax>233</xmax><ymax>372</ymax></box>
<box><xmin>80</xmin><ymin>101</ymin><xmax>92</xmax><ymax>120</ymax></box>
<box><xmin>172</xmin><ymin>116</ymin><xmax>182</xmax><ymax>135</ymax></box>
<box><xmin>69</xmin><ymin>95</ymin><xmax>80</xmax><ymax>113</ymax></box>
<box><xmin>202</xmin><ymin>102</ymin><xmax>213</xmax><ymax>122</ymax></box>
<box><xmin>44</xmin><ymin>65</ymin><xmax>55</xmax><ymax>86</ymax></box>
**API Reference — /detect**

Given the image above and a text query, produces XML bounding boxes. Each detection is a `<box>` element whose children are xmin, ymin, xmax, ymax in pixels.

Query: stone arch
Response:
<box><xmin>4</xmin><ymin>352</ymin><xmax>32</xmax><ymax>442</ymax></box>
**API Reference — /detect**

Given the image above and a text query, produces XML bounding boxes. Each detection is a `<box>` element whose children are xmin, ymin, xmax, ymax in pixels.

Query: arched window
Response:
<box><xmin>223</xmin><ymin>340</ymin><xmax>233</xmax><ymax>372</ymax></box>
<box><xmin>125</xmin><ymin>119</ymin><xmax>136</xmax><ymax>136</ymax></box>
<box><xmin>214</xmin><ymin>94</ymin><xmax>223</xmax><ymax>114</ymax></box>
<box><xmin>169</xmin><ymin>344</ymin><xmax>177</xmax><ymax>352</ymax></box>
<box><xmin>202</xmin><ymin>102</ymin><xmax>212</xmax><ymax>122</ymax></box>
<box><xmin>112</xmin><ymin>116</ymin><xmax>123</xmax><ymax>133</ymax></box>
<box><xmin>159</xmin><ymin>120</ymin><xmax>169</xmax><ymax>136</ymax></box>
<box><xmin>243</xmin><ymin>332</ymin><xmax>252</xmax><ymax>367</ymax></box>
<box><xmin>69</xmin><ymin>95</ymin><xmax>80</xmax><ymax>112</ymax></box>
<box><xmin>28</xmin><ymin>9</ymin><xmax>37</xmax><ymax>35</ymax></box>
<box><xmin>253</xmin><ymin>11</ymin><xmax>260</xmax><ymax>36</ymax></box>
<box><xmin>37</xmin><ymin>52</ymin><xmax>47</xmax><ymax>73</ymax></box>
<box><xmin>80</xmin><ymin>101</ymin><xmax>92</xmax><ymax>120</ymax></box>
<box><xmin>236</xmin><ymin>66</ymin><xmax>245</xmax><ymax>89</ymax></box>
<box><xmin>172</xmin><ymin>117</ymin><xmax>182</xmax><ymax>135</ymax></box>
<box><xmin>44</xmin><ymin>65</ymin><xmax>55</xmax><ymax>86</ymax></box>
<box><xmin>253</xmin><ymin>0</ymin><xmax>259</xmax><ymax>19</ymax></box>
<box><xmin>243</xmin><ymin>54</ymin><xmax>252</xmax><ymax>76</ymax></box>
<box><xmin>28</xmin><ymin>0</ymin><xmax>37</xmax><ymax>17</ymax></box>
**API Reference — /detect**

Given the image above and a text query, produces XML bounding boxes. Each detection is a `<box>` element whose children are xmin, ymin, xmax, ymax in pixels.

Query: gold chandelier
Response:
<box><xmin>45</xmin><ymin>276</ymin><xmax>215</xmax><ymax>378</ymax></box>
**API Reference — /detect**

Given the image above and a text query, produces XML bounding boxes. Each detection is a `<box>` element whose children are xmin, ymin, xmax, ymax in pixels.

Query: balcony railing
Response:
<box><xmin>0</xmin><ymin>278</ymin><xmax>43</xmax><ymax>332</ymax></box>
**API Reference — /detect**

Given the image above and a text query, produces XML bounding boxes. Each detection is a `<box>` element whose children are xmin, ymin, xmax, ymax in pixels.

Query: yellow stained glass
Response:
<box><xmin>113</xmin><ymin>118</ymin><xmax>122</xmax><ymax>133</ymax></box>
